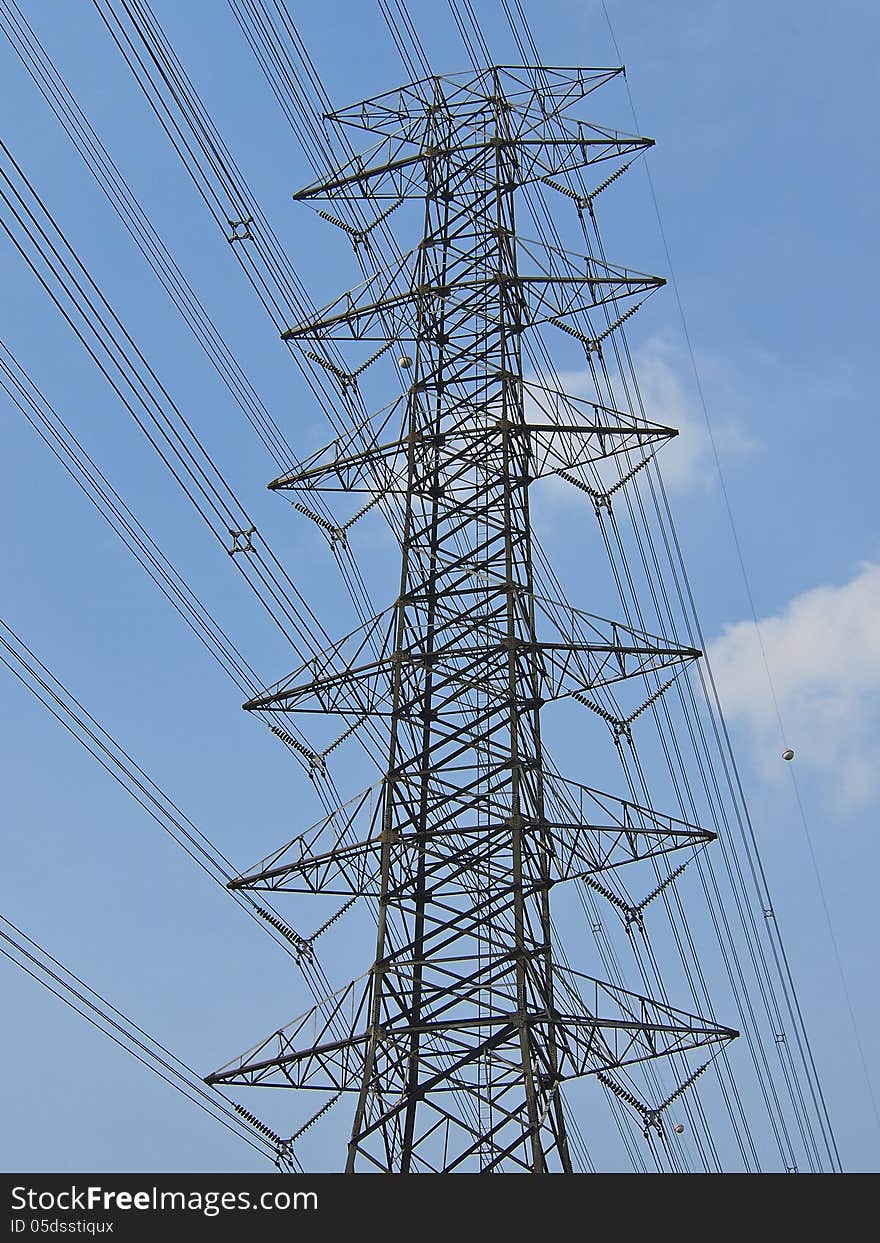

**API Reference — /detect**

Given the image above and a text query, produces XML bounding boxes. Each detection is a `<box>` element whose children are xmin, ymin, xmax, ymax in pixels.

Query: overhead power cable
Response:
<box><xmin>0</xmin><ymin>0</ymin><xmax>296</xmax><ymax>469</ymax></box>
<box><xmin>0</xmin><ymin>7</ymin><xmax>485</xmax><ymax>1131</ymax></box>
<box><xmin>595</xmin><ymin>0</ymin><xmax>867</xmax><ymax>1155</ymax></box>
<box><xmin>0</xmin><ymin>130</ymin><xmax>384</xmax><ymax>792</ymax></box>
<box><xmin>8</xmin><ymin>0</ymin><xmax>840</xmax><ymax>1173</ymax></box>
<box><xmin>0</xmin><ymin>613</ymin><xmax>311</xmax><ymax>962</ymax></box>
<box><xmin>521</xmin><ymin>0</ymin><xmax>840</xmax><ymax>1168</ymax></box>
<box><xmin>0</xmin><ymin>338</ymin><xmax>260</xmax><ymax>698</ymax></box>
<box><xmin>0</xmin><ymin>913</ymin><xmax>301</xmax><ymax>1168</ymax></box>
<box><xmin>365</xmin><ymin>0</ymin><xmax>845</xmax><ymax>1173</ymax></box>
<box><xmin>223</xmin><ymin>0</ymin><xmax>827</xmax><ymax>1170</ymax></box>
<box><xmin>0</xmin><ymin>607</ymin><xmax>372</xmax><ymax>1100</ymax></box>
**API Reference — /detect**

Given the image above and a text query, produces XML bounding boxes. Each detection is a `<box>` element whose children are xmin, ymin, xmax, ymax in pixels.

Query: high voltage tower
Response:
<box><xmin>205</xmin><ymin>66</ymin><xmax>739</xmax><ymax>1173</ymax></box>
<box><xmin>0</xmin><ymin>0</ymin><xmax>846</xmax><ymax>1176</ymax></box>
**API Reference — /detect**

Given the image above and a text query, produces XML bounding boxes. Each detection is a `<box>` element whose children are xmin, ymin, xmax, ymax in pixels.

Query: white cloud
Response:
<box><xmin>630</xmin><ymin>338</ymin><xmax>759</xmax><ymax>493</ymax></box>
<box><xmin>533</xmin><ymin>339</ymin><xmax>758</xmax><ymax>502</ymax></box>
<box><xmin>709</xmin><ymin>562</ymin><xmax>880</xmax><ymax>804</ymax></box>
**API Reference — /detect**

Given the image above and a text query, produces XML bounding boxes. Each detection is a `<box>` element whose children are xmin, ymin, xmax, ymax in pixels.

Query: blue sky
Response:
<box><xmin>0</xmin><ymin>0</ymin><xmax>878</xmax><ymax>1171</ymax></box>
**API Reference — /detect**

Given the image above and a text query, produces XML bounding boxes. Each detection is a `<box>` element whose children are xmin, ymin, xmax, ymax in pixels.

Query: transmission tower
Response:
<box><xmin>206</xmin><ymin>65</ymin><xmax>738</xmax><ymax>1173</ymax></box>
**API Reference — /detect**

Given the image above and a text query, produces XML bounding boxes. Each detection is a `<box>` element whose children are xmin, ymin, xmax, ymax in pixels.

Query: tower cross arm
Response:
<box><xmin>292</xmin><ymin>130</ymin><xmax>654</xmax><ymax>204</ymax></box>
<box><xmin>205</xmin><ymin>981</ymin><xmax>737</xmax><ymax>1092</ymax></box>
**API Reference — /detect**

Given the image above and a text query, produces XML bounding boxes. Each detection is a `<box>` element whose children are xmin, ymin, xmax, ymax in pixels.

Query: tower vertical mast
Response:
<box><xmin>338</xmin><ymin>69</ymin><xmax>573</xmax><ymax>1172</ymax></box>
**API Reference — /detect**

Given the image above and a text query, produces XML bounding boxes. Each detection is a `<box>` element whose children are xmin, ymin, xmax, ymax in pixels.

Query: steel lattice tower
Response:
<box><xmin>207</xmin><ymin>66</ymin><xmax>738</xmax><ymax>1173</ymax></box>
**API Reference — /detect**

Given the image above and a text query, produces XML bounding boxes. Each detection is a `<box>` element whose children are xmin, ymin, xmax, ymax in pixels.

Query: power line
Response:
<box><xmin>0</xmin><ymin>613</ymin><xmax>311</xmax><ymax>962</ymax></box>
<box><xmin>392</xmin><ymin>0</ymin><xmax>841</xmax><ymax>1171</ymax></box>
<box><xmin>1</xmin><ymin>0</ymin><xmax>847</xmax><ymax>1172</ymax></box>
<box><xmin>596</xmin><ymin>0</ymin><xmax>853</xmax><ymax>1162</ymax></box>
<box><xmin>216</xmin><ymin>0</ymin><xmax>842</xmax><ymax>1168</ymax></box>
<box><xmin>0</xmin><ymin>913</ymin><xmax>301</xmax><ymax>1168</ymax></box>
